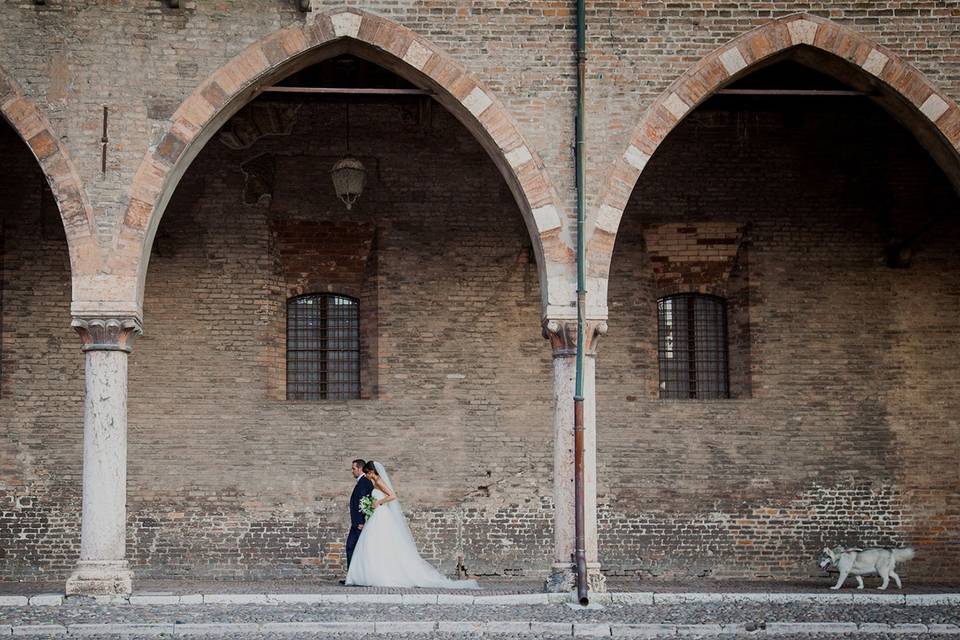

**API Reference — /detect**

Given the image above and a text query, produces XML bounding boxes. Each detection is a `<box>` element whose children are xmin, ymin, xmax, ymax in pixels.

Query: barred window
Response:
<box><xmin>657</xmin><ymin>293</ymin><xmax>729</xmax><ymax>399</ymax></box>
<box><xmin>286</xmin><ymin>293</ymin><xmax>360</xmax><ymax>400</ymax></box>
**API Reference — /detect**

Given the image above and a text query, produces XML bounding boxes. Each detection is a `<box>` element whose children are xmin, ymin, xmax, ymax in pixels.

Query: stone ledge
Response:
<box><xmin>4</xmin><ymin>590</ymin><xmax>958</xmax><ymax>608</ymax></box>
<box><xmin>2</xmin><ymin>620</ymin><xmax>959</xmax><ymax>636</ymax></box>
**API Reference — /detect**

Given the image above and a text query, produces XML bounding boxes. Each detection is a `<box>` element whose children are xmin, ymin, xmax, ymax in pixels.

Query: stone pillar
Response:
<box><xmin>65</xmin><ymin>317</ymin><xmax>141</xmax><ymax>597</ymax></box>
<box><xmin>543</xmin><ymin>318</ymin><xmax>607</xmax><ymax>593</ymax></box>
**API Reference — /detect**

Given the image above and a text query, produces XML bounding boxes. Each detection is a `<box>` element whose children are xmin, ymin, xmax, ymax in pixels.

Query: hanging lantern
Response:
<box><xmin>330</xmin><ymin>156</ymin><xmax>367</xmax><ymax>210</ymax></box>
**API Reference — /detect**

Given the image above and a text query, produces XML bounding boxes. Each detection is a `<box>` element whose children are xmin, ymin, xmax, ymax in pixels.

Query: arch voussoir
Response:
<box><xmin>0</xmin><ymin>65</ymin><xmax>98</xmax><ymax>299</ymax></box>
<box><xmin>589</xmin><ymin>12</ymin><xmax>960</xmax><ymax>319</ymax></box>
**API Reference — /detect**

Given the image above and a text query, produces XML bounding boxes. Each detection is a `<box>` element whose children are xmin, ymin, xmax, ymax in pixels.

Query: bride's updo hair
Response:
<box><xmin>362</xmin><ymin>461</ymin><xmax>378</xmax><ymax>476</ymax></box>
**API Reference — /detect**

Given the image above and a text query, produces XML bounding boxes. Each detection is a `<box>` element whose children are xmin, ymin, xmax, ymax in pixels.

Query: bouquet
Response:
<box><xmin>359</xmin><ymin>495</ymin><xmax>377</xmax><ymax>520</ymax></box>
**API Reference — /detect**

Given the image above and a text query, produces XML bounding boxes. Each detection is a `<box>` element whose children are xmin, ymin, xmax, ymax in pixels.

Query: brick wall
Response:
<box><xmin>0</xmin><ymin>121</ymin><xmax>82</xmax><ymax>580</ymax></box>
<box><xmin>123</xmin><ymin>98</ymin><xmax>554</xmax><ymax>579</ymax></box>
<box><xmin>1</xmin><ymin>1</ymin><xmax>959</xmax><ymax>583</ymax></box>
<box><xmin>598</xmin><ymin>93</ymin><xmax>960</xmax><ymax>579</ymax></box>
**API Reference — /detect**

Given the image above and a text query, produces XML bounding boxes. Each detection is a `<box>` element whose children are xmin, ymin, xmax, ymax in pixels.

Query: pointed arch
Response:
<box><xmin>589</xmin><ymin>13</ymin><xmax>960</xmax><ymax>318</ymax></box>
<box><xmin>109</xmin><ymin>7</ymin><xmax>574</xmax><ymax>319</ymax></box>
<box><xmin>0</xmin><ymin>65</ymin><xmax>98</xmax><ymax>298</ymax></box>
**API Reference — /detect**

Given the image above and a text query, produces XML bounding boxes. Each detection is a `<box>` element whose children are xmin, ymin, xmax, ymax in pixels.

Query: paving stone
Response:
<box><xmin>374</xmin><ymin>621</ymin><xmax>437</xmax><ymax>633</ymax></box>
<box><xmin>202</xmin><ymin>593</ymin><xmax>271</xmax><ymax>605</ymax></box>
<box><xmin>486</xmin><ymin>621</ymin><xmax>532</xmax><ymax>634</ymax></box>
<box><xmin>530</xmin><ymin>621</ymin><xmax>574</xmax><ymax>635</ymax></box>
<box><xmin>437</xmin><ymin>621</ymin><xmax>485</xmax><ymax>633</ymax></box>
<box><xmin>610</xmin><ymin>624</ymin><xmax>676</xmax><ymax>637</ymax></box>
<box><xmin>12</xmin><ymin>624</ymin><xmax>67</xmax><ymax>636</ymax></box>
<box><xmin>174</xmin><ymin>622</ymin><xmax>262</xmax><ymax>634</ymax></box>
<box><xmin>27</xmin><ymin>594</ymin><xmax>62</xmax><ymax>606</ymax></box>
<box><xmin>129</xmin><ymin>594</ymin><xmax>181</xmax><ymax>605</ymax></box>
<box><xmin>0</xmin><ymin>596</ymin><xmax>29</xmax><ymax>606</ymax></box>
<box><xmin>266</xmin><ymin>593</ymin><xmax>327</xmax><ymax>604</ymax></box>
<box><xmin>676</xmin><ymin>623</ymin><xmax>723</xmax><ymax>635</ymax></box>
<box><xmin>574</xmin><ymin>622</ymin><xmax>612</xmax><ymax>636</ymax></box>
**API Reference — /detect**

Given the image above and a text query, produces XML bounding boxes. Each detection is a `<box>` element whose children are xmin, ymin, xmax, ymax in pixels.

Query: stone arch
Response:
<box><xmin>589</xmin><ymin>13</ymin><xmax>960</xmax><ymax>317</ymax></box>
<box><xmin>111</xmin><ymin>7</ymin><xmax>573</xmax><ymax>319</ymax></box>
<box><xmin>0</xmin><ymin>65</ymin><xmax>98</xmax><ymax>298</ymax></box>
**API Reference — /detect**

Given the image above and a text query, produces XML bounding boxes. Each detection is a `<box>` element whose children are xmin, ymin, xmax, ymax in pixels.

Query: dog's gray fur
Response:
<box><xmin>818</xmin><ymin>545</ymin><xmax>915</xmax><ymax>590</ymax></box>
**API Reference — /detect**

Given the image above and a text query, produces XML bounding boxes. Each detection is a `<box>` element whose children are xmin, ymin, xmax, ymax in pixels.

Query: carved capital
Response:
<box><xmin>542</xmin><ymin>319</ymin><xmax>608</xmax><ymax>358</ymax></box>
<box><xmin>72</xmin><ymin>317</ymin><xmax>142</xmax><ymax>353</ymax></box>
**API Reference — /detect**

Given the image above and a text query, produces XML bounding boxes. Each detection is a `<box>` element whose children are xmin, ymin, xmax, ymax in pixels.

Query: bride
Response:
<box><xmin>345</xmin><ymin>461</ymin><xmax>479</xmax><ymax>589</ymax></box>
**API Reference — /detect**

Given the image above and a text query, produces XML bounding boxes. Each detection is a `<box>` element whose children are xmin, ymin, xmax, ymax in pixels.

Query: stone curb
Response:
<box><xmin>4</xmin><ymin>590</ymin><xmax>960</xmax><ymax>608</ymax></box>
<box><xmin>2</xmin><ymin>620</ymin><xmax>960</xmax><ymax>635</ymax></box>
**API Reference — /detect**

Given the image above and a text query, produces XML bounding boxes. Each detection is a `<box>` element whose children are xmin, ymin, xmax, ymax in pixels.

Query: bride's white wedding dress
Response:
<box><xmin>345</xmin><ymin>463</ymin><xmax>479</xmax><ymax>589</ymax></box>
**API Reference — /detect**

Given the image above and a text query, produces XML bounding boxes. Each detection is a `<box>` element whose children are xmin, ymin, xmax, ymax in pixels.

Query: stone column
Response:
<box><xmin>65</xmin><ymin>317</ymin><xmax>141</xmax><ymax>597</ymax></box>
<box><xmin>543</xmin><ymin>319</ymin><xmax>607</xmax><ymax>593</ymax></box>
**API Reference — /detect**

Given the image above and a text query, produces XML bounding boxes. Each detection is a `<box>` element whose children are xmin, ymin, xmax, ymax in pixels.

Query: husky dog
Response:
<box><xmin>818</xmin><ymin>546</ymin><xmax>915</xmax><ymax>590</ymax></box>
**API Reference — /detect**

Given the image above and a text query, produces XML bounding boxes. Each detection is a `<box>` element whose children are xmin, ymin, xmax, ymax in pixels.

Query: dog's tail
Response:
<box><xmin>892</xmin><ymin>547</ymin><xmax>915</xmax><ymax>563</ymax></box>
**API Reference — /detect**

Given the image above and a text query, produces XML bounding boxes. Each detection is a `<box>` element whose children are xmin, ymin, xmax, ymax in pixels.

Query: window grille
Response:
<box><xmin>657</xmin><ymin>293</ymin><xmax>729</xmax><ymax>399</ymax></box>
<box><xmin>286</xmin><ymin>293</ymin><xmax>360</xmax><ymax>400</ymax></box>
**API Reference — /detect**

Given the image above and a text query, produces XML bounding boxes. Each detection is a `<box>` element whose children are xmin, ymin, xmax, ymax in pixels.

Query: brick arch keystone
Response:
<box><xmin>112</xmin><ymin>7</ymin><xmax>574</xmax><ymax>320</ymax></box>
<box><xmin>0</xmin><ymin>65</ymin><xmax>99</xmax><ymax>305</ymax></box>
<box><xmin>589</xmin><ymin>13</ymin><xmax>960</xmax><ymax>318</ymax></box>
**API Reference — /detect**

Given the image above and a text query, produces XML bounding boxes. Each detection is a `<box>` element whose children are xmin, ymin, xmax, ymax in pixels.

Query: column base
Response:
<box><xmin>65</xmin><ymin>560</ymin><xmax>133</xmax><ymax>596</ymax></box>
<box><xmin>544</xmin><ymin>563</ymin><xmax>576</xmax><ymax>593</ymax></box>
<box><xmin>587</xmin><ymin>562</ymin><xmax>607</xmax><ymax>594</ymax></box>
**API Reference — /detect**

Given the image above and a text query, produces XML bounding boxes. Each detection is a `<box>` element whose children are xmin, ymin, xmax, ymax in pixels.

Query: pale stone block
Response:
<box><xmin>331</xmin><ymin>12</ymin><xmax>362</xmax><ymax>38</ymax></box>
<box><xmin>261</xmin><ymin>621</ymin><xmax>363</xmax><ymax>633</ymax></box>
<box><xmin>347</xmin><ymin>593</ymin><xmax>402</xmax><ymax>604</ymax></box>
<box><xmin>574</xmin><ymin>622</ymin><xmax>612</xmax><ymax>636</ymax></box>
<box><xmin>462</xmin><ymin>87</ymin><xmax>493</xmax><ymax>117</ymax></box>
<box><xmin>375</xmin><ymin>621</ymin><xmax>436</xmax><ymax>633</ymax></box>
<box><xmin>438</xmin><ymin>621</ymin><xmax>484</xmax><ymax>633</ymax></box>
<box><xmin>203</xmin><ymin>593</ymin><xmax>270</xmax><ymax>604</ymax></box>
<box><xmin>920</xmin><ymin>93</ymin><xmax>949</xmax><ymax>122</ymax></box>
<box><xmin>787</xmin><ymin>19</ymin><xmax>819</xmax><ymax>45</ymax></box>
<box><xmin>28</xmin><ymin>594</ymin><xmax>63</xmax><ymax>606</ymax></box>
<box><xmin>862</xmin><ymin>49</ymin><xmax>889</xmax><ymax>76</ymax></box>
<box><xmin>437</xmin><ymin>594</ymin><xmax>475</xmax><ymax>604</ymax></box>
<box><xmin>663</xmin><ymin>92</ymin><xmax>690</xmax><ymax>120</ymax></box>
<box><xmin>610</xmin><ymin>592</ymin><xmax>654</xmax><ymax>605</ymax></box>
<box><xmin>13</xmin><ymin>624</ymin><xmax>67</xmax><ymax>635</ymax></box>
<box><xmin>533</xmin><ymin>204</ymin><xmax>562</xmax><ymax>233</ymax></box>
<box><xmin>486</xmin><ymin>621</ymin><xmax>531</xmax><ymax>634</ymax></box>
<box><xmin>767</xmin><ymin>622</ymin><xmax>858</xmax><ymax>635</ymax></box>
<box><xmin>623</xmin><ymin>145</ymin><xmax>650</xmax><ymax>172</ymax></box>
<box><xmin>532</xmin><ymin>622</ymin><xmax>574</xmax><ymax>634</ymax></box>
<box><xmin>928</xmin><ymin>623</ymin><xmax>960</xmax><ymax>634</ymax></box>
<box><xmin>906</xmin><ymin>593</ymin><xmax>960</xmax><ymax>605</ymax></box>
<box><xmin>402</xmin><ymin>40</ymin><xmax>433</xmax><ymax>70</ymax></box>
<box><xmin>175</xmin><ymin>623</ymin><xmax>261</xmax><ymax>635</ymax></box>
<box><xmin>400</xmin><ymin>593</ymin><xmax>438</xmax><ymax>604</ymax></box>
<box><xmin>505</xmin><ymin>145</ymin><xmax>533</xmax><ymax>169</ymax></box>
<box><xmin>476</xmin><ymin>593</ymin><xmax>550</xmax><ymax>605</ymax></box>
<box><xmin>849</xmin><ymin>592</ymin><xmax>905</xmax><ymax>604</ymax></box>
<box><xmin>109</xmin><ymin>623</ymin><xmax>174</xmax><ymax>635</ymax></box>
<box><xmin>69</xmin><ymin>624</ymin><xmax>116</xmax><ymax>636</ymax></box>
<box><xmin>891</xmin><ymin>623</ymin><xmax>929</xmax><ymax>633</ymax></box>
<box><xmin>0</xmin><ymin>595</ymin><xmax>28</xmax><ymax>606</ymax></box>
<box><xmin>129</xmin><ymin>595</ymin><xmax>179</xmax><ymax>605</ymax></box>
<box><xmin>321</xmin><ymin>593</ymin><xmax>349</xmax><ymax>603</ymax></box>
<box><xmin>678</xmin><ymin>624</ymin><xmax>723</xmax><ymax>635</ymax></box>
<box><xmin>719</xmin><ymin>47</ymin><xmax>748</xmax><ymax>75</ymax></box>
<box><xmin>178</xmin><ymin>593</ymin><xmax>203</xmax><ymax>604</ymax></box>
<box><xmin>652</xmin><ymin>592</ymin><xmax>723</xmax><ymax>604</ymax></box>
<box><xmin>612</xmin><ymin>624</ymin><xmax>675</xmax><ymax>637</ymax></box>
<box><xmin>596</xmin><ymin>204</ymin><xmax>624</xmax><ymax>234</ymax></box>
<box><xmin>266</xmin><ymin>593</ymin><xmax>326</xmax><ymax>604</ymax></box>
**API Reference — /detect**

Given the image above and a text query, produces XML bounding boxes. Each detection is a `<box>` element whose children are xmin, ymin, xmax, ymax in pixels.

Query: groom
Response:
<box><xmin>345</xmin><ymin>458</ymin><xmax>374</xmax><ymax>575</ymax></box>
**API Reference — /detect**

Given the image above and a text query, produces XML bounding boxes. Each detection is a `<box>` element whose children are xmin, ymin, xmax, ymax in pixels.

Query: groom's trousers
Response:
<box><xmin>345</xmin><ymin>525</ymin><xmax>362</xmax><ymax>568</ymax></box>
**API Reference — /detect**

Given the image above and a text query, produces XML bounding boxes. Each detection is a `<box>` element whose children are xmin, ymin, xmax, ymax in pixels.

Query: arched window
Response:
<box><xmin>657</xmin><ymin>293</ymin><xmax>729</xmax><ymax>399</ymax></box>
<box><xmin>286</xmin><ymin>293</ymin><xmax>360</xmax><ymax>400</ymax></box>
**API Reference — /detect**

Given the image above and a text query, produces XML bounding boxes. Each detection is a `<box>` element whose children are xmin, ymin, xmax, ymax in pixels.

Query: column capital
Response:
<box><xmin>541</xmin><ymin>319</ymin><xmax>608</xmax><ymax>357</ymax></box>
<box><xmin>72</xmin><ymin>317</ymin><xmax>143</xmax><ymax>353</ymax></box>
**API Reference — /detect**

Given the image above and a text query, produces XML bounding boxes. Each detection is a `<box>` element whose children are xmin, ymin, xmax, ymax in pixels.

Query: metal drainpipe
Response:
<box><xmin>573</xmin><ymin>0</ymin><xmax>589</xmax><ymax>607</ymax></box>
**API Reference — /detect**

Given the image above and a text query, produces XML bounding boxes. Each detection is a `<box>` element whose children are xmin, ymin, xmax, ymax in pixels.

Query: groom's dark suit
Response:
<box><xmin>346</xmin><ymin>474</ymin><xmax>374</xmax><ymax>568</ymax></box>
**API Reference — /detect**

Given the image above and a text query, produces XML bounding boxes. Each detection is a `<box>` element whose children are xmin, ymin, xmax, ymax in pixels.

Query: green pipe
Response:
<box><xmin>573</xmin><ymin>0</ymin><xmax>589</xmax><ymax>607</ymax></box>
